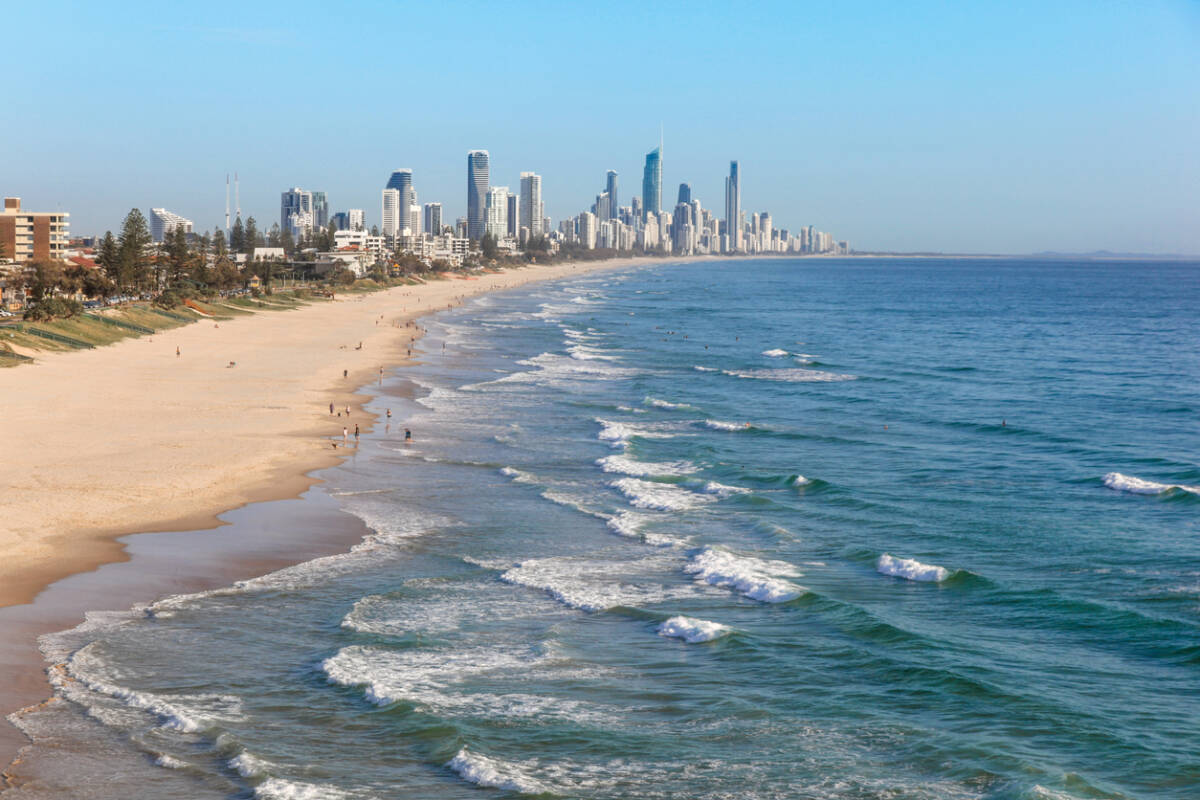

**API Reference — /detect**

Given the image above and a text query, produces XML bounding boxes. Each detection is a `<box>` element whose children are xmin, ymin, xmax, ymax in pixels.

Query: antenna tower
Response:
<box><xmin>235</xmin><ymin>172</ymin><xmax>241</xmax><ymax>220</ymax></box>
<box><xmin>225</xmin><ymin>174</ymin><xmax>231</xmax><ymax>234</ymax></box>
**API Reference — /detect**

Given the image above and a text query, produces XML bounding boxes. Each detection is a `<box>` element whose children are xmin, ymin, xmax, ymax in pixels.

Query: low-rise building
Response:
<box><xmin>0</xmin><ymin>197</ymin><xmax>69</xmax><ymax>263</ymax></box>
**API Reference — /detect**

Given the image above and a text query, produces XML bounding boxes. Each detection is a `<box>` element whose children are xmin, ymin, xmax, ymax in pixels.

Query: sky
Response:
<box><xmin>4</xmin><ymin>0</ymin><xmax>1199</xmax><ymax>254</ymax></box>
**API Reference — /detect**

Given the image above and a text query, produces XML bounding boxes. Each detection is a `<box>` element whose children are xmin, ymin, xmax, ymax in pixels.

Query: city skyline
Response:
<box><xmin>3</xmin><ymin>1</ymin><xmax>1198</xmax><ymax>254</ymax></box>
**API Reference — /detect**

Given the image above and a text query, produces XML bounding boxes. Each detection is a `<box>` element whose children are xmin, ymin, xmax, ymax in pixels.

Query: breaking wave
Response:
<box><xmin>684</xmin><ymin>547</ymin><xmax>806</xmax><ymax>603</ymax></box>
<box><xmin>876</xmin><ymin>553</ymin><xmax>951</xmax><ymax>582</ymax></box>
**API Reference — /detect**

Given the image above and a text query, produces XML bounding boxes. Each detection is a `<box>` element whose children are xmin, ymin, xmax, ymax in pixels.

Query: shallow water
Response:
<box><xmin>9</xmin><ymin>257</ymin><xmax>1200</xmax><ymax>799</ymax></box>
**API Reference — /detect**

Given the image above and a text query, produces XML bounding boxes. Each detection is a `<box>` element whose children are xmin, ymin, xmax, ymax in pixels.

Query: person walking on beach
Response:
<box><xmin>342</xmin><ymin>426</ymin><xmax>348</xmax><ymax>443</ymax></box>
<box><xmin>343</xmin><ymin>369</ymin><xmax>348</xmax><ymax>378</ymax></box>
<box><xmin>354</xmin><ymin>424</ymin><xmax>360</xmax><ymax>442</ymax></box>
<box><xmin>330</xmin><ymin>402</ymin><xmax>334</xmax><ymax>415</ymax></box>
<box><xmin>404</xmin><ymin>428</ymin><xmax>412</xmax><ymax>443</ymax></box>
<box><xmin>176</xmin><ymin>346</ymin><xmax>180</xmax><ymax>357</ymax></box>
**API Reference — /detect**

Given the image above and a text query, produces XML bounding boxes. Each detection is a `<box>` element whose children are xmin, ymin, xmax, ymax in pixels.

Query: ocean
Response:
<box><xmin>7</xmin><ymin>257</ymin><xmax>1199</xmax><ymax>799</ymax></box>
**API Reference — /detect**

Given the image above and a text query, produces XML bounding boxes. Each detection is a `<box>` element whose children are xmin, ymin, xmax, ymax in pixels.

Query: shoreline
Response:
<box><xmin>0</xmin><ymin>254</ymin><xmax>714</xmax><ymax>780</ymax></box>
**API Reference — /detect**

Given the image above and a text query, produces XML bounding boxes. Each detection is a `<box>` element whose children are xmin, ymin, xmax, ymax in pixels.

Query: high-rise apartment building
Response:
<box><xmin>386</xmin><ymin>169</ymin><xmax>414</xmax><ymax>237</ymax></box>
<box><xmin>605</xmin><ymin>170</ymin><xmax>619</xmax><ymax>219</ymax></box>
<box><xmin>149</xmin><ymin>208</ymin><xmax>193</xmax><ymax>242</ymax></box>
<box><xmin>311</xmin><ymin>191</ymin><xmax>329</xmax><ymax>230</ymax></box>
<box><xmin>348</xmin><ymin>209</ymin><xmax>365</xmax><ymax>231</ymax></box>
<box><xmin>724</xmin><ymin>161</ymin><xmax>740</xmax><ymax>252</ymax></box>
<box><xmin>424</xmin><ymin>202</ymin><xmax>443</xmax><ymax>236</ymax></box>
<box><xmin>506</xmin><ymin>192</ymin><xmax>519</xmax><ymax>239</ymax></box>
<box><xmin>642</xmin><ymin>146</ymin><xmax>662</xmax><ymax>220</ymax></box>
<box><xmin>519</xmin><ymin>172</ymin><xmax>543</xmax><ymax>237</ymax></box>
<box><xmin>381</xmin><ymin>188</ymin><xmax>401</xmax><ymax>238</ymax></box>
<box><xmin>281</xmin><ymin>187</ymin><xmax>314</xmax><ymax>238</ymax></box>
<box><xmin>677</xmin><ymin>183</ymin><xmax>691</xmax><ymax>205</ymax></box>
<box><xmin>467</xmin><ymin>150</ymin><xmax>490</xmax><ymax>240</ymax></box>
<box><xmin>0</xmin><ymin>197</ymin><xmax>69</xmax><ymax>262</ymax></box>
<box><xmin>485</xmin><ymin>186</ymin><xmax>509</xmax><ymax>239</ymax></box>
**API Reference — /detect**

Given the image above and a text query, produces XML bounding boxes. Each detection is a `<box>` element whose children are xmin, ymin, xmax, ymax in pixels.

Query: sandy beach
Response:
<box><xmin>0</xmin><ymin>255</ymin><xmax>707</xmax><ymax>776</ymax></box>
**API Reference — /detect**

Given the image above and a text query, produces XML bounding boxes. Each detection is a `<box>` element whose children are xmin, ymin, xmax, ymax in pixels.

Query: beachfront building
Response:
<box><xmin>725</xmin><ymin>161</ymin><xmax>741</xmax><ymax>252</ymax></box>
<box><xmin>485</xmin><ymin>186</ymin><xmax>509</xmax><ymax>240</ymax></box>
<box><xmin>605</xmin><ymin>170</ymin><xmax>619</xmax><ymax>219</ymax></box>
<box><xmin>506</xmin><ymin>192</ymin><xmax>519</xmax><ymax>240</ymax></box>
<box><xmin>385</xmin><ymin>169</ymin><xmax>415</xmax><ymax>237</ymax></box>
<box><xmin>467</xmin><ymin>150</ymin><xmax>489</xmax><ymax>241</ymax></box>
<box><xmin>381</xmin><ymin>189</ymin><xmax>401</xmax><ymax>238</ymax></box>
<box><xmin>0</xmin><ymin>197</ymin><xmax>69</xmax><ymax>263</ymax></box>
<box><xmin>642</xmin><ymin>146</ymin><xmax>662</xmax><ymax>221</ymax></box>
<box><xmin>149</xmin><ymin>208</ymin><xmax>193</xmax><ymax>242</ymax></box>
<box><xmin>424</xmin><ymin>203</ymin><xmax>442</xmax><ymax>236</ymax></box>
<box><xmin>281</xmin><ymin>187</ymin><xmax>314</xmax><ymax>239</ymax></box>
<box><xmin>348</xmin><ymin>209</ymin><xmax>365</xmax><ymax>231</ymax></box>
<box><xmin>519</xmin><ymin>172</ymin><xmax>543</xmax><ymax>238</ymax></box>
<box><xmin>311</xmin><ymin>191</ymin><xmax>329</xmax><ymax>230</ymax></box>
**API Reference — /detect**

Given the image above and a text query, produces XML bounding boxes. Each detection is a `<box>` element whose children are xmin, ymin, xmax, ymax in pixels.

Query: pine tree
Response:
<box><xmin>117</xmin><ymin>209</ymin><xmax>152</xmax><ymax>291</ymax></box>
<box><xmin>167</xmin><ymin>226</ymin><xmax>190</xmax><ymax>285</ymax></box>
<box><xmin>97</xmin><ymin>231</ymin><xmax>120</xmax><ymax>285</ymax></box>
<box><xmin>230</xmin><ymin>216</ymin><xmax>246</xmax><ymax>253</ymax></box>
<box><xmin>244</xmin><ymin>217</ymin><xmax>258</xmax><ymax>259</ymax></box>
<box><xmin>267</xmin><ymin>223</ymin><xmax>282</xmax><ymax>247</ymax></box>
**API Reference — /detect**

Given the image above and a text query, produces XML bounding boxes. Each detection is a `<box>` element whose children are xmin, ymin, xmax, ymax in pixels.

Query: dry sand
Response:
<box><xmin>0</xmin><ymin>256</ymin><xmax>691</xmax><ymax>610</ymax></box>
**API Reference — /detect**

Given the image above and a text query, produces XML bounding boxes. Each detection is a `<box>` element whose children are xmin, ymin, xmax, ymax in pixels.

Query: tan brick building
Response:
<box><xmin>0</xmin><ymin>197</ymin><xmax>70</xmax><ymax>263</ymax></box>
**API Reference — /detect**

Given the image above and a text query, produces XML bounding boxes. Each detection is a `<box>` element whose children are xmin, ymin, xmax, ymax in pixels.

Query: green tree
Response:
<box><xmin>117</xmin><ymin>209</ymin><xmax>153</xmax><ymax>291</ymax></box>
<box><xmin>97</xmin><ymin>231</ymin><xmax>120</xmax><ymax>286</ymax></box>
<box><xmin>280</xmin><ymin>227</ymin><xmax>295</xmax><ymax>257</ymax></box>
<box><xmin>267</xmin><ymin>223</ymin><xmax>282</xmax><ymax>247</ymax></box>
<box><xmin>230</xmin><ymin>216</ymin><xmax>246</xmax><ymax>253</ymax></box>
<box><xmin>244</xmin><ymin>217</ymin><xmax>259</xmax><ymax>259</ymax></box>
<box><xmin>165</xmin><ymin>226</ymin><xmax>191</xmax><ymax>284</ymax></box>
<box><xmin>480</xmin><ymin>233</ymin><xmax>498</xmax><ymax>260</ymax></box>
<box><xmin>325</xmin><ymin>221</ymin><xmax>338</xmax><ymax>251</ymax></box>
<box><xmin>190</xmin><ymin>233</ymin><xmax>212</xmax><ymax>288</ymax></box>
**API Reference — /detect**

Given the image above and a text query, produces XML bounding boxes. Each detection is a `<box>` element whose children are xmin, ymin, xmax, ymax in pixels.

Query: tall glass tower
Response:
<box><xmin>467</xmin><ymin>150</ymin><xmax>490</xmax><ymax>241</ymax></box>
<box><xmin>677</xmin><ymin>183</ymin><xmax>691</xmax><ymax>205</ymax></box>
<box><xmin>386</xmin><ymin>170</ymin><xmax>413</xmax><ymax>236</ymax></box>
<box><xmin>605</xmin><ymin>170</ymin><xmax>619</xmax><ymax>219</ymax></box>
<box><xmin>725</xmin><ymin>160</ymin><xmax>740</xmax><ymax>252</ymax></box>
<box><xmin>642</xmin><ymin>147</ymin><xmax>661</xmax><ymax>221</ymax></box>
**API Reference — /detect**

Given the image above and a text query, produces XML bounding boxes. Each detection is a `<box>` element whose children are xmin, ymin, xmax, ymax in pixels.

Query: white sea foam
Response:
<box><xmin>253</xmin><ymin>778</ymin><xmax>366</xmax><ymax>800</ymax></box>
<box><xmin>693</xmin><ymin>365</ymin><xmax>719</xmax><ymax>372</ymax></box>
<box><xmin>790</xmin><ymin>475</ymin><xmax>812</xmax><ymax>487</ymax></box>
<box><xmin>762</xmin><ymin>348</ymin><xmax>790</xmax><ymax>357</ymax></box>
<box><xmin>230</xmin><ymin>750</ymin><xmax>273</xmax><ymax>779</ymax></box>
<box><xmin>657</xmin><ymin>616</ymin><xmax>732</xmax><ymax>643</ymax></box>
<box><xmin>644</xmin><ymin>396</ymin><xmax>694</xmax><ymax>410</ymax></box>
<box><xmin>595</xmin><ymin>418</ymin><xmax>678</xmax><ymax>448</ymax></box>
<box><xmin>723</xmin><ymin>367</ymin><xmax>854</xmax><ymax>382</ymax></box>
<box><xmin>615</xmin><ymin>404</ymin><xmax>648</xmax><ymax>413</ymax></box>
<box><xmin>155</xmin><ymin>753</ymin><xmax>188</xmax><ymax>770</ymax></box>
<box><xmin>500</xmin><ymin>555</ymin><xmax>696</xmax><ymax>612</ymax></box>
<box><xmin>699</xmin><ymin>481</ymin><xmax>752</xmax><ymax>497</ymax></box>
<box><xmin>704</xmin><ymin>419</ymin><xmax>750</xmax><ymax>432</ymax></box>
<box><xmin>596</xmin><ymin>453</ymin><xmax>696</xmax><ymax>477</ymax></box>
<box><xmin>447</xmin><ymin>748</ymin><xmax>549</xmax><ymax>795</ymax></box>
<box><xmin>1103</xmin><ymin>472</ymin><xmax>1200</xmax><ymax>496</ymax></box>
<box><xmin>876</xmin><ymin>553</ymin><xmax>951</xmax><ymax>582</ymax></box>
<box><xmin>685</xmin><ymin>547</ymin><xmax>805</xmax><ymax>603</ymax></box>
<box><xmin>611</xmin><ymin>477</ymin><xmax>715</xmax><ymax>511</ymax></box>
<box><xmin>499</xmin><ymin>466</ymin><xmax>538</xmax><ymax>484</ymax></box>
<box><xmin>567</xmin><ymin>342</ymin><xmax>619</xmax><ymax>361</ymax></box>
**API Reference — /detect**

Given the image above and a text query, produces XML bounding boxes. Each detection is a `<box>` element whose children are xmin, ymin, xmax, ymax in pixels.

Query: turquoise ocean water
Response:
<box><xmin>9</xmin><ymin>258</ymin><xmax>1200</xmax><ymax>799</ymax></box>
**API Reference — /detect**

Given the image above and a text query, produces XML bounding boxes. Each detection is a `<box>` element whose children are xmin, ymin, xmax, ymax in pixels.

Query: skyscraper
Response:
<box><xmin>642</xmin><ymin>146</ymin><xmax>662</xmax><ymax>221</ymax></box>
<box><xmin>386</xmin><ymin>169</ymin><xmax>414</xmax><ymax>236</ymax></box>
<box><xmin>467</xmin><ymin>150</ymin><xmax>489</xmax><ymax>241</ymax></box>
<box><xmin>281</xmin><ymin>187</ymin><xmax>313</xmax><ymax>238</ymax></box>
<box><xmin>348</xmin><ymin>209</ymin><xmax>365</xmax><ymax>231</ymax></box>
<box><xmin>605</xmin><ymin>170</ymin><xmax>619</xmax><ymax>219</ymax></box>
<box><xmin>677</xmin><ymin>183</ymin><xmax>691</xmax><ymax>205</ymax></box>
<box><xmin>311</xmin><ymin>191</ymin><xmax>329</xmax><ymax>229</ymax></box>
<box><xmin>725</xmin><ymin>160</ymin><xmax>740</xmax><ymax>252</ymax></box>
<box><xmin>424</xmin><ymin>202</ymin><xmax>442</xmax><ymax>236</ymax></box>
<box><xmin>506</xmin><ymin>192</ymin><xmax>519</xmax><ymax>239</ymax></box>
<box><xmin>485</xmin><ymin>186</ymin><xmax>508</xmax><ymax>239</ymax></box>
<box><xmin>519</xmin><ymin>172</ymin><xmax>543</xmax><ymax>237</ymax></box>
<box><xmin>381</xmin><ymin>188</ymin><xmax>401</xmax><ymax>237</ymax></box>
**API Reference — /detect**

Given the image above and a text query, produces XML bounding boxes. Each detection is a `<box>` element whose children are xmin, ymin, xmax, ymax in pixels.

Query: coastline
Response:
<box><xmin>0</xmin><ymin>254</ymin><xmax>713</xmax><ymax>779</ymax></box>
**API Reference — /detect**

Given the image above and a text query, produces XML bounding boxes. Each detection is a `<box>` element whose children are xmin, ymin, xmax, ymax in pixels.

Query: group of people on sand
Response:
<box><xmin>329</xmin><ymin>403</ymin><xmax>410</xmax><ymax>449</ymax></box>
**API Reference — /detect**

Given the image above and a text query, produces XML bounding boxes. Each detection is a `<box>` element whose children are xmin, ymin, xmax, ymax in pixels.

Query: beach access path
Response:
<box><xmin>0</xmin><ymin>257</ymin><xmax>685</xmax><ymax>610</ymax></box>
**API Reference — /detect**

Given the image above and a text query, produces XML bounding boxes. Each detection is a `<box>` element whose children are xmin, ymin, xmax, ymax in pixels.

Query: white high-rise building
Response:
<box><xmin>348</xmin><ymin>209</ymin><xmax>365</xmax><ymax>231</ymax></box>
<box><xmin>519</xmin><ymin>172</ymin><xmax>543</xmax><ymax>237</ymax></box>
<box><xmin>149</xmin><ymin>208</ymin><xmax>193</xmax><ymax>242</ymax></box>
<box><xmin>578</xmin><ymin>211</ymin><xmax>596</xmax><ymax>249</ymax></box>
<box><xmin>381</xmin><ymin>188</ymin><xmax>401</xmax><ymax>238</ymax></box>
<box><xmin>485</xmin><ymin>186</ymin><xmax>509</xmax><ymax>239</ymax></box>
<box><xmin>424</xmin><ymin>203</ymin><xmax>442</xmax><ymax>236</ymax></box>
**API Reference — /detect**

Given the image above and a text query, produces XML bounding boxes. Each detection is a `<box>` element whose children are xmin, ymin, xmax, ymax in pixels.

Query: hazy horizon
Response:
<box><xmin>5</xmin><ymin>0</ymin><xmax>1198</xmax><ymax>254</ymax></box>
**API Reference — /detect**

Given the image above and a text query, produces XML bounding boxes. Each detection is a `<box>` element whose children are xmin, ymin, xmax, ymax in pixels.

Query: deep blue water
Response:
<box><xmin>11</xmin><ymin>258</ymin><xmax>1200</xmax><ymax>800</ymax></box>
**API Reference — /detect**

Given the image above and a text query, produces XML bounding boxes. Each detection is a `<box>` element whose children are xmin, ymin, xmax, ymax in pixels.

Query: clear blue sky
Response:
<box><xmin>5</xmin><ymin>0</ymin><xmax>1198</xmax><ymax>253</ymax></box>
